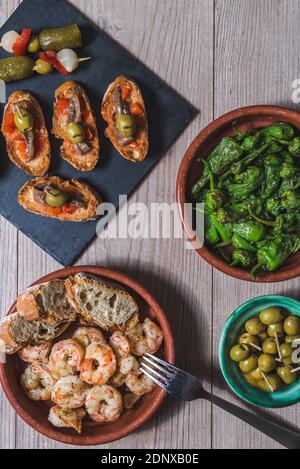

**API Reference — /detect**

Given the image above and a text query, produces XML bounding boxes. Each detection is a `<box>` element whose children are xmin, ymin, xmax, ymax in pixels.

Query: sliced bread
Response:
<box><xmin>101</xmin><ymin>75</ymin><xmax>148</xmax><ymax>162</ymax></box>
<box><xmin>65</xmin><ymin>273</ymin><xmax>139</xmax><ymax>330</ymax></box>
<box><xmin>52</xmin><ymin>81</ymin><xmax>100</xmax><ymax>172</ymax></box>
<box><xmin>18</xmin><ymin>176</ymin><xmax>101</xmax><ymax>222</ymax></box>
<box><xmin>1</xmin><ymin>90</ymin><xmax>50</xmax><ymax>176</ymax></box>
<box><xmin>17</xmin><ymin>279</ymin><xmax>77</xmax><ymax>324</ymax></box>
<box><xmin>0</xmin><ymin>312</ymin><xmax>71</xmax><ymax>354</ymax></box>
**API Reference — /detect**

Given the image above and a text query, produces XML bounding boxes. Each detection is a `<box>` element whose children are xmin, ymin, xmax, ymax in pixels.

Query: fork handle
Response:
<box><xmin>202</xmin><ymin>390</ymin><xmax>300</xmax><ymax>449</ymax></box>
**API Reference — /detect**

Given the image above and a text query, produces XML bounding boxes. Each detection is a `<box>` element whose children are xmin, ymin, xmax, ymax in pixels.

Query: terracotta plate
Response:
<box><xmin>0</xmin><ymin>266</ymin><xmax>175</xmax><ymax>446</ymax></box>
<box><xmin>177</xmin><ymin>105</ymin><xmax>300</xmax><ymax>282</ymax></box>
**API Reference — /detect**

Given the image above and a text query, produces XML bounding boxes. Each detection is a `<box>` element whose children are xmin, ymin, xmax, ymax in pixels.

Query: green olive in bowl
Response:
<box><xmin>219</xmin><ymin>295</ymin><xmax>300</xmax><ymax>408</ymax></box>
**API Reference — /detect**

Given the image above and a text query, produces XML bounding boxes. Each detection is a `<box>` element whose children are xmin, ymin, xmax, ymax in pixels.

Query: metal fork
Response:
<box><xmin>141</xmin><ymin>354</ymin><xmax>300</xmax><ymax>449</ymax></box>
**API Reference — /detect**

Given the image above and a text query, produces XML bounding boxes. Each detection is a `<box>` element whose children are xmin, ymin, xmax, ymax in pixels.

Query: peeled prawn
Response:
<box><xmin>125</xmin><ymin>370</ymin><xmax>155</xmax><ymax>396</ymax></box>
<box><xmin>119</xmin><ymin>355</ymin><xmax>138</xmax><ymax>375</ymax></box>
<box><xmin>127</xmin><ymin>318</ymin><xmax>163</xmax><ymax>356</ymax></box>
<box><xmin>109</xmin><ymin>331</ymin><xmax>130</xmax><ymax>358</ymax></box>
<box><xmin>51</xmin><ymin>376</ymin><xmax>87</xmax><ymax>409</ymax></box>
<box><xmin>20</xmin><ymin>362</ymin><xmax>55</xmax><ymax>401</ymax></box>
<box><xmin>18</xmin><ymin>342</ymin><xmax>52</xmax><ymax>363</ymax></box>
<box><xmin>49</xmin><ymin>339</ymin><xmax>85</xmax><ymax>379</ymax></box>
<box><xmin>80</xmin><ymin>343</ymin><xmax>116</xmax><ymax>386</ymax></box>
<box><xmin>85</xmin><ymin>385</ymin><xmax>123</xmax><ymax>423</ymax></box>
<box><xmin>72</xmin><ymin>327</ymin><xmax>107</xmax><ymax>349</ymax></box>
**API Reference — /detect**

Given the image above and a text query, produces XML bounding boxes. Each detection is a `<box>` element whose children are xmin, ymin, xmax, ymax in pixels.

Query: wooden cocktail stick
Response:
<box><xmin>274</xmin><ymin>332</ymin><xmax>282</xmax><ymax>361</ymax></box>
<box><xmin>262</xmin><ymin>372</ymin><xmax>274</xmax><ymax>392</ymax></box>
<box><xmin>250</xmin><ymin>343</ymin><xmax>262</xmax><ymax>352</ymax></box>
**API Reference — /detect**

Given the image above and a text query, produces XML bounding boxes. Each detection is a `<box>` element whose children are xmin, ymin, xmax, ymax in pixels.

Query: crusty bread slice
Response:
<box><xmin>101</xmin><ymin>75</ymin><xmax>148</xmax><ymax>162</ymax></box>
<box><xmin>65</xmin><ymin>273</ymin><xmax>139</xmax><ymax>331</ymax></box>
<box><xmin>18</xmin><ymin>175</ymin><xmax>101</xmax><ymax>222</ymax></box>
<box><xmin>0</xmin><ymin>313</ymin><xmax>26</xmax><ymax>354</ymax></box>
<box><xmin>52</xmin><ymin>81</ymin><xmax>99</xmax><ymax>172</ymax></box>
<box><xmin>17</xmin><ymin>279</ymin><xmax>77</xmax><ymax>324</ymax></box>
<box><xmin>0</xmin><ymin>312</ymin><xmax>71</xmax><ymax>355</ymax></box>
<box><xmin>1</xmin><ymin>91</ymin><xmax>50</xmax><ymax>176</ymax></box>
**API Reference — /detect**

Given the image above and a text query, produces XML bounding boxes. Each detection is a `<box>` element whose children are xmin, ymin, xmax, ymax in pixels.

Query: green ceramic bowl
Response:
<box><xmin>219</xmin><ymin>295</ymin><xmax>300</xmax><ymax>408</ymax></box>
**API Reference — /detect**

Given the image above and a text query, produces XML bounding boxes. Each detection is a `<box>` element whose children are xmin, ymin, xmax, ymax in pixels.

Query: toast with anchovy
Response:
<box><xmin>101</xmin><ymin>75</ymin><xmax>148</xmax><ymax>162</ymax></box>
<box><xmin>65</xmin><ymin>273</ymin><xmax>139</xmax><ymax>331</ymax></box>
<box><xmin>18</xmin><ymin>175</ymin><xmax>101</xmax><ymax>222</ymax></box>
<box><xmin>1</xmin><ymin>91</ymin><xmax>50</xmax><ymax>176</ymax></box>
<box><xmin>52</xmin><ymin>81</ymin><xmax>99</xmax><ymax>171</ymax></box>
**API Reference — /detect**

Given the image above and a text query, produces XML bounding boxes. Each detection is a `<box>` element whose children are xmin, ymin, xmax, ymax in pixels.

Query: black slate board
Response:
<box><xmin>0</xmin><ymin>0</ymin><xmax>195</xmax><ymax>266</ymax></box>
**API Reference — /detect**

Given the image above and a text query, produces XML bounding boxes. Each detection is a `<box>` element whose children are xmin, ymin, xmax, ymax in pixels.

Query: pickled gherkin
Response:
<box><xmin>0</xmin><ymin>56</ymin><xmax>35</xmax><ymax>83</ymax></box>
<box><xmin>39</xmin><ymin>24</ymin><xmax>82</xmax><ymax>51</ymax></box>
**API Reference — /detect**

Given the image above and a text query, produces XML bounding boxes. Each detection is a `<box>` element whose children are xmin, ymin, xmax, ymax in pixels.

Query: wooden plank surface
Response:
<box><xmin>0</xmin><ymin>0</ymin><xmax>214</xmax><ymax>449</ymax></box>
<box><xmin>1</xmin><ymin>0</ymin><xmax>299</xmax><ymax>450</ymax></box>
<box><xmin>213</xmin><ymin>0</ymin><xmax>300</xmax><ymax>449</ymax></box>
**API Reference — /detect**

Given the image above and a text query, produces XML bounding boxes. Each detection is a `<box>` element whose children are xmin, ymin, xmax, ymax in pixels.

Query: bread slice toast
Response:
<box><xmin>18</xmin><ymin>175</ymin><xmax>101</xmax><ymax>222</ymax></box>
<box><xmin>1</xmin><ymin>90</ymin><xmax>50</xmax><ymax>176</ymax></box>
<box><xmin>0</xmin><ymin>313</ymin><xmax>71</xmax><ymax>355</ymax></box>
<box><xmin>0</xmin><ymin>280</ymin><xmax>77</xmax><ymax>354</ymax></box>
<box><xmin>101</xmin><ymin>75</ymin><xmax>148</xmax><ymax>162</ymax></box>
<box><xmin>65</xmin><ymin>273</ymin><xmax>139</xmax><ymax>331</ymax></box>
<box><xmin>52</xmin><ymin>81</ymin><xmax>99</xmax><ymax>172</ymax></box>
<box><xmin>17</xmin><ymin>279</ymin><xmax>77</xmax><ymax>324</ymax></box>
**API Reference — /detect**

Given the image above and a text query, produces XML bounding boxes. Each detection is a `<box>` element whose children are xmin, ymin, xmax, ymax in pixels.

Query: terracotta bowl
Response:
<box><xmin>177</xmin><ymin>105</ymin><xmax>300</xmax><ymax>283</ymax></box>
<box><xmin>0</xmin><ymin>266</ymin><xmax>175</xmax><ymax>446</ymax></box>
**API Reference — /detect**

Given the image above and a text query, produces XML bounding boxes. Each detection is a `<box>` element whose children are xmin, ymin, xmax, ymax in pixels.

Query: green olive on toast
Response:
<box><xmin>101</xmin><ymin>75</ymin><xmax>148</xmax><ymax>162</ymax></box>
<box><xmin>52</xmin><ymin>81</ymin><xmax>99</xmax><ymax>172</ymax></box>
<box><xmin>1</xmin><ymin>91</ymin><xmax>50</xmax><ymax>176</ymax></box>
<box><xmin>18</xmin><ymin>176</ymin><xmax>101</xmax><ymax>222</ymax></box>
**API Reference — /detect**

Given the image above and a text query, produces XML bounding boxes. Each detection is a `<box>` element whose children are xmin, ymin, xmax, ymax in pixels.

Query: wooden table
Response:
<box><xmin>1</xmin><ymin>0</ymin><xmax>300</xmax><ymax>449</ymax></box>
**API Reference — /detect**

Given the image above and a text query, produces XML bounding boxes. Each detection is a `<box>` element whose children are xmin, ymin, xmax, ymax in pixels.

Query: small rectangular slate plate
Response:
<box><xmin>0</xmin><ymin>0</ymin><xmax>195</xmax><ymax>266</ymax></box>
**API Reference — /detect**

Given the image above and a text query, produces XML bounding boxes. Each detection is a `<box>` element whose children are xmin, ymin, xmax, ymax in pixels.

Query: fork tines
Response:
<box><xmin>140</xmin><ymin>353</ymin><xmax>177</xmax><ymax>391</ymax></box>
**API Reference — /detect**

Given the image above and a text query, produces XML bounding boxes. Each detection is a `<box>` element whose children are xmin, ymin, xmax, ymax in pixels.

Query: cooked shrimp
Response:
<box><xmin>119</xmin><ymin>355</ymin><xmax>138</xmax><ymax>375</ymax></box>
<box><xmin>51</xmin><ymin>376</ymin><xmax>87</xmax><ymax>409</ymax></box>
<box><xmin>125</xmin><ymin>370</ymin><xmax>155</xmax><ymax>396</ymax></box>
<box><xmin>123</xmin><ymin>392</ymin><xmax>141</xmax><ymax>409</ymax></box>
<box><xmin>20</xmin><ymin>362</ymin><xmax>55</xmax><ymax>401</ymax></box>
<box><xmin>85</xmin><ymin>385</ymin><xmax>123</xmax><ymax>423</ymax></box>
<box><xmin>110</xmin><ymin>370</ymin><xmax>126</xmax><ymax>388</ymax></box>
<box><xmin>73</xmin><ymin>327</ymin><xmax>107</xmax><ymax>349</ymax></box>
<box><xmin>80</xmin><ymin>343</ymin><xmax>116</xmax><ymax>386</ymax></box>
<box><xmin>49</xmin><ymin>339</ymin><xmax>85</xmax><ymax>379</ymax></box>
<box><xmin>48</xmin><ymin>406</ymin><xmax>86</xmax><ymax>434</ymax></box>
<box><xmin>18</xmin><ymin>342</ymin><xmax>52</xmax><ymax>363</ymax></box>
<box><xmin>109</xmin><ymin>331</ymin><xmax>130</xmax><ymax>358</ymax></box>
<box><xmin>127</xmin><ymin>318</ymin><xmax>163</xmax><ymax>356</ymax></box>
<box><xmin>110</xmin><ymin>354</ymin><xmax>138</xmax><ymax>387</ymax></box>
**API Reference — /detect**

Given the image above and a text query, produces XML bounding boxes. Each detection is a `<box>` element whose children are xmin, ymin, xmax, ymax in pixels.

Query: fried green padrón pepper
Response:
<box><xmin>210</xmin><ymin>209</ymin><xmax>233</xmax><ymax>243</ymax></box>
<box><xmin>281</xmin><ymin>190</ymin><xmax>300</xmax><ymax>210</ymax></box>
<box><xmin>195</xmin><ymin>121</ymin><xmax>300</xmax><ymax>278</ymax></box>
<box><xmin>204</xmin><ymin>214</ymin><xmax>220</xmax><ymax>245</ymax></box>
<box><xmin>226</xmin><ymin>166</ymin><xmax>264</xmax><ymax>201</ymax></box>
<box><xmin>231</xmin><ymin>233</ymin><xmax>257</xmax><ymax>253</ymax></box>
<box><xmin>192</xmin><ymin>137</ymin><xmax>243</xmax><ymax>200</ymax></box>
<box><xmin>231</xmin><ymin>249</ymin><xmax>255</xmax><ymax>268</ymax></box>
<box><xmin>261</xmin><ymin>155</ymin><xmax>281</xmax><ymax>199</ymax></box>
<box><xmin>251</xmin><ymin>234</ymin><xmax>300</xmax><ymax>278</ymax></box>
<box><xmin>233</xmin><ymin>220</ymin><xmax>265</xmax><ymax>242</ymax></box>
<box><xmin>202</xmin><ymin>160</ymin><xmax>224</xmax><ymax>212</ymax></box>
<box><xmin>278</xmin><ymin>137</ymin><xmax>300</xmax><ymax>157</ymax></box>
<box><xmin>262</xmin><ymin>123</ymin><xmax>295</xmax><ymax>141</ymax></box>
